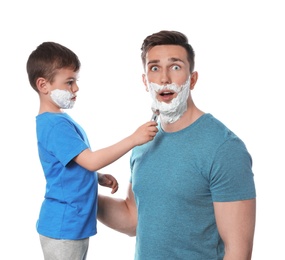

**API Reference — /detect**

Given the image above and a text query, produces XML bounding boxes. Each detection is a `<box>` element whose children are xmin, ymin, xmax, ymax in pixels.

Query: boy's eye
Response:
<box><xmin>67</xmin><ymin>80</ymin><xmax>74</xmax><ymax>86</ymax></box>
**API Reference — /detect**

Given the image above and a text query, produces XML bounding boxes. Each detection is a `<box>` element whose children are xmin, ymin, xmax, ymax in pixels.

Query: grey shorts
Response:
<box><xmin>39</xmin><ymin>235</ymin><xmax>89</xmax><ymax>260</ymax></box>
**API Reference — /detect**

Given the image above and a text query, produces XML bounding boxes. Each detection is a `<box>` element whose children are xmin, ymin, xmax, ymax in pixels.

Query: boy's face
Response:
<box><xmin>49</xmin><ymin>68</ymin><xmax>79</xmax><ymax>92</ymax></box>
<box><xmin>47</xmin><ymin>68</ymin><xmax>79</xmax><ymax>109</ymax></box>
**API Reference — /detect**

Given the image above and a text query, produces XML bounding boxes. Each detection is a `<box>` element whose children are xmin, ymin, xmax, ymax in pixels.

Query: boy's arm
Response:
<box><xmin>214</xmin><ymin>199</ymin><xmax>256</xmax><ymax>260</ymax></box>
<box><xmin>97</xmin><ymin>183</ymin><xmax>137</xmax><ymax>236</ymax></box>
<box><xmin>74</xmin><ymin>121</ymin><xmax>157</xmax><ymax>172</ymax></box>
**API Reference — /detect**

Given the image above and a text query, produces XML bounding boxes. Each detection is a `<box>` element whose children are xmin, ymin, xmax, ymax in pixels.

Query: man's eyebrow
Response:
<box><xmin>169</xmin><ymin>57</ymin><xmax>185</xmax><ymax>63</ymax></box>
<box><xmin>147</xmin><ymin>59</ymin><xmax>160</xmax><ymax>66</ymax></box>
<box><xmin>147</xmin><ymin>57</ymin><xmax>185</xmax><ymax>66</ymax></box>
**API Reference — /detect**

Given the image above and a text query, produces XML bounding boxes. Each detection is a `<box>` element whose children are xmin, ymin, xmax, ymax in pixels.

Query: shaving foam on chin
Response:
<box><xmin>148</xmin><ymin>77</ymin><xmax>190</xmax><ymax>124</ymax></box>
<box><xmin>50</xmin><ymin>89</ymin><xmax>75</xmax><ymax>109</ymax></box>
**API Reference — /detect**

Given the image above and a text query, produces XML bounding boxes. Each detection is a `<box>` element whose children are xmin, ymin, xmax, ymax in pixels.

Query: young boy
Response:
<box><xmin>26</xmin><ymin>41</ymin><xmax>158</xmax><ymax>260</ymax></box>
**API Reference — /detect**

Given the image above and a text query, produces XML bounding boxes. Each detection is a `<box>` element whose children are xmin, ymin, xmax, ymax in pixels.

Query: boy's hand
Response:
<box><xmin>133</xmin><ymin>121</ymin><xmax>158</xmax><ymax>145</ymax></box>
<box><xmin>98</xmin><ymin>173</ymin><xmax>119</xmax><ymax>194</ymax></box>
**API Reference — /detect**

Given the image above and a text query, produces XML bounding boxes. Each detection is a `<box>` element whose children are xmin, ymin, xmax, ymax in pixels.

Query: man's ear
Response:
<box><xmin>190</xmin><ymin>71</ymin><xmax>198</xmax><ymax>90</ymax></box>
<box><xmin>36</xmin><ymin>78</ymin><xmax>48</xmax><ymax>94</ymax></box>
<box><xmin>142</xmin><ymin>74</ymin><xmax>149</xmax><ymax>92</ymax></box>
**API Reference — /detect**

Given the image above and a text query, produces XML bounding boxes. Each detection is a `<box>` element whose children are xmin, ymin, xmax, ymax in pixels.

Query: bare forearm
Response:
<box><xmin>91</xmin><ymin>136</ymin><xmax>136</xmax><ymax>171</ymax></box>
<box><xmin>74</xmin><ymin>136</ymin><xmax>136</xmax><ymax>172</ymax></box>
<box><xmin>75</xmin><ymin>121</ymin><xmax>157</xmax><ymax>172</ymax></box>
<box><xmin>97</xmin><ymin>194</ymin><xmax>137</xmax><ymax>236</ymax></box>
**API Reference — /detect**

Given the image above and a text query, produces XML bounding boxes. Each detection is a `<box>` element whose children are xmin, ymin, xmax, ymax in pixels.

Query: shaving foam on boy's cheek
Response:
<box><xmin>147</xmin><ymin>78</ymin><xmax>190</xmax><ymax>124</ymax></box>
<box><xmin>50</xmin><ymin>89</ymin><xmax>75</xmax><ymax>109</ymax></box>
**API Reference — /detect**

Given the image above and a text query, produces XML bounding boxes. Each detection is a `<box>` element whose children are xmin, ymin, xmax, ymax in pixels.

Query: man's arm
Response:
<box><xmin>97</xmin><ymin>183</ymin><xmax>137</xmax><ymax>236</ymax></box>
<box><xmin>214</xmin><ymin>199</ymin><xmax>256</xmax><ymax>260</ymax></box>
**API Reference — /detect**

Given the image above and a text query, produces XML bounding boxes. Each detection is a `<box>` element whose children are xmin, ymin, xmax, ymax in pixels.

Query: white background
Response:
<box><xmin>1</xmin><ymin>0</ymin><xmax>284</xmax><ymax>259</ymax></box>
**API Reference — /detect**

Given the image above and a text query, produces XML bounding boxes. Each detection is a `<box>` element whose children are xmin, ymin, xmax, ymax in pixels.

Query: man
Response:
<box><xmin>98</xmin><ymin>30</ymin><xmax>256</xmax><ymax>260</ymax></box>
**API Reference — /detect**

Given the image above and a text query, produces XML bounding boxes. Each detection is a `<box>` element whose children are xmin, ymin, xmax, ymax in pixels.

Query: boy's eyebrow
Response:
<box><xmin>66</xmin><ymin>77</ymin><xmax>77</xmax><ymax>81</ymax></box>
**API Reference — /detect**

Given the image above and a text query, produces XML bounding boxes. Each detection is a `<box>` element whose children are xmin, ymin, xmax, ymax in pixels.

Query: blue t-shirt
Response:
<box><xmin>36</xmin><ymin>112</ymin><xmax>98</xmax><ymax>239</ymax></box>
<box><xmin>130</xmin><ymin>113</ymin><xmax>256</xmax><ymax>260</ymax></box>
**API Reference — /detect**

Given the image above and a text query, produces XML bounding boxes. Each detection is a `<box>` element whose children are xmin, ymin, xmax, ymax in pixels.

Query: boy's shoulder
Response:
<box><xmin>36</xmin><ymin>112</ymin><xmax>74</xmax><ymax>128</ymax></box>
<box><xmin>37</xmin><ymin>112</ymin><xmax>71</xmax><ymax>121</ymax></box>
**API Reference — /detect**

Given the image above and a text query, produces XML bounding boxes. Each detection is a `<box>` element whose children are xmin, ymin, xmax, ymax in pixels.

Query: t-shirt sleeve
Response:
<box><xmin>47</xmin><ymin>121</ymin><xmax>89</xmax><ymax>166</ymax></box>
<box><xmin>210</xmin><ymin>137</ymin><xmax>256</xmax><ymax>202</ymax></box>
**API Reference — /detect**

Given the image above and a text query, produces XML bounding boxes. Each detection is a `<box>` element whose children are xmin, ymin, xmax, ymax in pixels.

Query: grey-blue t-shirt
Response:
<box><xmin>130</xmin><ymin>113</ymin><xmax>256</xmax><ymax>260</ymax></box>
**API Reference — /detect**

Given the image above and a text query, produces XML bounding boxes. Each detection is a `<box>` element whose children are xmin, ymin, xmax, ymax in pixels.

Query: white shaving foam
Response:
<box><xmin>50</xmin><ymin>89</ymin><xmax>75</xmax><ymax>109</ymax></box>
<box><xmin>147</xmin><ymin>77</ymin><xmax>190</xmax><ymax>124</ymax></box>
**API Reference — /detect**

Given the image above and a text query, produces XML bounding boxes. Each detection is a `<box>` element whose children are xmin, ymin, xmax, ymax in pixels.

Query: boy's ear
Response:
<box><xmin>36</xmin><ymin>78</ymin><xmax>48</xmax><ymax>94</ymax></box>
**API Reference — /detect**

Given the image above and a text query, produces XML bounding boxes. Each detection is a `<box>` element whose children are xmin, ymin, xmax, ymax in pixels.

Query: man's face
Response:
<box><xmin>143</xmin><ymin>44</ymin><xmax>191</xmax><ymax>103</ymax></box>
<box><xmin>142</xmin><ymin>45</ymin><xmax>192</xmax><ymax>124</ymax></box>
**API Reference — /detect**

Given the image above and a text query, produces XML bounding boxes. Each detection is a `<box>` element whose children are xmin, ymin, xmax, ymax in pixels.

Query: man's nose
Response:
<box><xmin>160</xmin><ymin>69</ymin><xmax>171</xmax><ymax>85</ymax></box>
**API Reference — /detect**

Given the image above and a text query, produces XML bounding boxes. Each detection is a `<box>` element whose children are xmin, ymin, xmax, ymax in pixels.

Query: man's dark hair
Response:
<box><xmin>141</xmin><ymin>30</ymin><xmax>195</xmax><ymax>73</ymax></box>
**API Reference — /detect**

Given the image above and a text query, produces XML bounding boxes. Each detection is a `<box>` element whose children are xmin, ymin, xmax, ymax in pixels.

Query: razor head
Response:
<box><xmin>151</xmin><ymin>109</ymin><xmax>160</xmax><ymax>122</ymax></box>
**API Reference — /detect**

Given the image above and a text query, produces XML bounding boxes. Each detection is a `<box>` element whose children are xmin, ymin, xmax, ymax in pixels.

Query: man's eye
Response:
<box><xmin>172</xmin><ymin>65</ymin><xmax>180</xmax><ymax>70</ymax></box>
<box><xmin>151</xmin><ymin>66</ymin><xmax>158</xmax><ymax>72</ymax></box>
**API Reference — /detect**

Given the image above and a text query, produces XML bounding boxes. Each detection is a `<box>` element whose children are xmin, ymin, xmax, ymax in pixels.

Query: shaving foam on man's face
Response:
<box><xmin>50</xmin><ymin>89</ymin><xmax>75</xmax><ymax>109</ymax></box>
<box><xmin>147</xmin><ymin>77</ymin><xmax>190</xmax><ymax>124</ymax></box>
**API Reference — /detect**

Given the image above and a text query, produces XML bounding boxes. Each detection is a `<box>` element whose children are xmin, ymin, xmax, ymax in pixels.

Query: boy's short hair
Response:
<box><xmin>26</xmin><ymin>42</ymin><xmax>81</xmax><ymax>92</ymax></box>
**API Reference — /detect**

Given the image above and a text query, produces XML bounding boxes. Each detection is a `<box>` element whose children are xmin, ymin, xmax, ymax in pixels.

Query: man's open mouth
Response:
<box><xmin>159</xmin><ymin>90</ymin><xmax>175</xmax><ymax>96</ymax></box>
